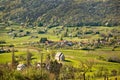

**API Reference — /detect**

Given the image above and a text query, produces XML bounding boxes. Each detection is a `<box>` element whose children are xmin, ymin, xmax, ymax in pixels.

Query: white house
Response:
<box><xmin>17</xmin><ymin>64</ymin><xmax>26</xmax><ymax>71</ymax></box>
<box><xmin>55</xmin><ymin>52</ymin><xmax>65</xmax><ymax>61</ymax></box>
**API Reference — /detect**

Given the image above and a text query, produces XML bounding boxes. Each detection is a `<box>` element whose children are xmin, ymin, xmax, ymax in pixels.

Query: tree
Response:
<box><xmin>60</xmin><ymin>65</ymin><xmax>75</xmax><ymax>80</ymax></box>
<box><xmin>50</xmin><ymin>50</ymin><xmax>56</xmax><ymax>60</ymax></box>
<box><xmin>49</xmin><ymin>60</ymin><xmax>62</xmax><ymax>80</ymax></box>
<box><xmin>60</xmin><ymin>37</ymin><xmax>63</xmax><ymax>41</ymax></box>
<box><xmin>111</xmin><ymin>69</ymin><xmax>117</xmax><ymax>76</ymax></box>
<box><xmin>80</xmin><ymin>59</ymin><xmax>94</xmax><ymax>80</ymax></box>
<box><xmin>11</xmin><ymin>47</ymin><xmax>16</xmax><ymax>68</ymax></box>
<box><xmin>112</xmin><ymin>46</ymin><xmax>118</xmax><ymax>51</ymax></box>
<box><xmin>26</xmin><ymin>49</ymin><xmax>32</xmax><ymax>66</ymax></box>
<box><xmin>38</xmin><ymin>22</ymin><xmax>43</xmax><ymax>27</ymax></box>
<box><xmin>62</xmin><ymin>31</ymin><xmax>68</xmax><ymax>37</ymax></box>
<box><xmin>46</xmin><ymin>54</ymin><xmax>51</xmax><ymax>62</ymax></box>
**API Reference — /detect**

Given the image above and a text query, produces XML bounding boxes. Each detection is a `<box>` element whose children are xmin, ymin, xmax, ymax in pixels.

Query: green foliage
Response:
<box><xmin>26</xmin><ymin>50</ymin><xmax>33</xmax><ymax>66</ymax></box>
<box><xmin>38</xmin><ymin>22</ymin><xmax>43</xmax><ymax>27</ymax></box>
<box><xmin>0</xmin><ymin>0</ymin><xmax>119</xmax><ymax>27</ymax></box>
<box><xmin>0</xmin><ymin>40</ymin><xmax>6</xmax><ymax>44</ymax></box>
<box><xmin>49</xmin><ymin>60</ymin><xmax>62</xmax><ymax>74</ymax></box>
<box><xmin>0</xmin><ymin>65</ymin><xmax>49</xmax><ymax>80</ymax></box>
<box><xmin>60</xmin><ymin>65</ymin><xmax>76</xmax><ymax>79</ymax></box>
<box><xmin>108</xmin><ymin>56</ymin><xmax>120</xmax><ymax>63</ymax></box>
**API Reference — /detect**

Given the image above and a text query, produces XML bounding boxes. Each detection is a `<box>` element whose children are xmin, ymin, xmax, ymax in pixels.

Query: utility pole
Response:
<box><xmin>40</xmin><ymin>51</ymin><xmax>43</xmax><ymax>77</ymax></box>
<box><xmin>11</xmin><ymin>47</ymin><xmax>15</xmax><ymax>68</ymax></box>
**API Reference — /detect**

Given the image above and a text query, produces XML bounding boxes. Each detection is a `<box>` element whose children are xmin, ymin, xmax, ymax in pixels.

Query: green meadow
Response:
<box><xmin>1</xmin><ymin>48</ymin><xmax>120</xmax><ymax>80</ymax></box>
<box><xmin>0</xmin><ymin>25</ymin><xmax>120</xmax><ymax>80</ymax></box>
<box><xmin>0</xmin><ymin>47</ymin><xmax>120</xmax><ymax>71</ymax></box>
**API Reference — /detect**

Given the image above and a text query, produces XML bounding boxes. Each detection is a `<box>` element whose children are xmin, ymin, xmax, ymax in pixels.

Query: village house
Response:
<box><xmin>0</xmin><ymin>47</ymin><xmax>11</xmax><ymax>53</ymax></box>
<box><xmin>36</xmin><ymin>63</ymin><xmax>46</xmax><ymax>68</ymax></box>
<box><xmin>40</xmin><ymin>37</ymin><xmax>48</xmax><ymax>43</ymax></box>
<box><xmin>57</xmin><ymin>40</ymin><xmax>74</xmax><ymax>47</ymax></box>
<box><xmin>55</xmin><ymin>52</ymin><xmax>65</xmax><ymax>61</ymax></box>
<box><xmin>17</xmin><ymin>64</ymin><xmax>26</xmax><ymax>71</ymax></box>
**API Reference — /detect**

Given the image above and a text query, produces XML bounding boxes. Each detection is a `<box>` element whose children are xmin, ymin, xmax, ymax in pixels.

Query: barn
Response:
<box><xmin>17</xmin><ymin>64</ymin><xmax>26</xmax><ymax>71</ymax></box>
<box><xmin>40</xmin><ymin>37</ymin><xmax>48</xmax><ymax>43</ymax></box>
<box><xmin>55</xmin><ymin>52</ymin><xmax>65</xmax><ymax>61</ymax></box>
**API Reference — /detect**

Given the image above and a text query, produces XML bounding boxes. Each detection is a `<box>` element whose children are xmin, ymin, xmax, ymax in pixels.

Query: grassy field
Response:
<box><xmin>0</xmin><ymin>25</ymin><xmax>120</xmax><ymax>66</ymax></box>
<box><xmin>0</xmin><ymin>25</ymin><xmax>120</xmax><ymax>79</ymax></box>
<box><xmin>1</xmin><ymin>48</ymin><xmax>120</xmax><ymax>80</ymax></box>
<box><xmin>1</xmin><ymin>25</ymin><xmax>120</xmax><ymax>45</ymax></box>
<box><xmin>0</xmin><ymin>48</ymin><xmax>120</xmax><ymax>69</ymax></box>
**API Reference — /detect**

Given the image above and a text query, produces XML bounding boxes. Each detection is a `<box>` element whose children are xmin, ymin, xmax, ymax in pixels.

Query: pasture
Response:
<box><xmin>0</xmin><ymin>48</ymin><xmax>120</xmax><ymax>80</ymax></box>
<box><xmin>0</xmin><ymin>25</ymin><xmax>120</xmax><ymax>79</ymax></box>
<box><xmin>0</xmin><ymin>47</ymin><xmax>120</xmax><ymax>70</ymax></box>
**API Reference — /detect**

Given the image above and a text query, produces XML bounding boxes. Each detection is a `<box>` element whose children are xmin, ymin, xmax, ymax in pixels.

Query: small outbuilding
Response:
<box><xmin>40</xmin><ymin>37</ymin><xmax>48</xmax><ymax>43</ymax></box>
<box><xmin>55</xmin><ymin>52</ymin><xmax>65</xmax><ymax>61</ymax></box>
<box><xmin>17</xmin><ymin>64</ymin><xmax>26</xmax><ymax>71</ymax></box>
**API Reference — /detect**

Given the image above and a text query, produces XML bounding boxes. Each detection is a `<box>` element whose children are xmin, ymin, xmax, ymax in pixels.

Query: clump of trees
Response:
<box><xmin>0</xmin><ymin>40</ymin><xmax>6</xmax><ymax>44</ymax></box>
<box><xmin>60</xmin><ymin>65</ymin><xmax>76</xmax><ymax>79</ymax></box>
<box><xmin>108</xmin><ymin>56</ymin><xmax>120</xmax><ymax>63</ymax></box>
<box><xmin>0</xmin><ymin>64</ymin><xmax>49</xmax><ymax>80</ymax></box>
<box><xmin>48</xmin><ymin>60</ymin><xmax>62</xmax><ymax>80</ymax></box>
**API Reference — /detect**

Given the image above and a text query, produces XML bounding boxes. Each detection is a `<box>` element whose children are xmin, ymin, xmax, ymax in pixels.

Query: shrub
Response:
<box><xmin>0</xmin><ymin>40</ymin><xmax>6</xmax><ymax>44</ymax></box>
<box><xmin>60</xmin><ymin>65</ymin><xmax>76</xmax><ymax>79</ymax></box>
<box><xmin>38</xmin><ymin>31</ymin><xmax>45</xmax><ymax>34</ymax></box>
<box><xmin>9</xmin><ymin>44</ymin><xmax>14</xmax><ymax>47</ymax></box>
<box><xmin>111</xmin><ymin>69</ymin><xmax>117</xmax><ymax>76</ymax></box>
<box><xmin>108</xmin><ymin>56</ymin><xmax>120</xmax><ymax>63</ymax></box>
<box><xmin>19</xmin><ymin>30</ymin><xmax>23</xmax><ymax>32</ymax></box>
<box><xmin>38</xmin><ymin>22</ymin><xmax>43</xmax><ymax>27</ymax></box>
<box><xmin>98</xmin><ymin>56</ymin><xmax>106</xmax><ymax>61</ymax></box>
<box><xmin>81</xmin><ymin>47</ymin><xmax>94</xmax><ymax>50</ymax></box>
<box><xmin>26</xmin><ymin>31</ymin><xmax>30</xmax><ymax>35</ymax></box>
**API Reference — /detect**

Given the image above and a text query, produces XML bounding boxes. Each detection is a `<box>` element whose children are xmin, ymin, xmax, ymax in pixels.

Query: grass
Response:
<box><xmin>1</xmin><ymin>25</ymin><xmax>120</xmax><ymax>45</ymax></box>
<box><xmin>0</xmin><ymin>25</ymin><xmax>120</xmax><ymax>79</ymax></box>
<box><xmin>1</xmin><ymin>48</ymin><xmax>120</xmax><ymax>69</ymax></box>
<box><xmin>97</xmin><ymin>76</ymin><xmax>120</xmax><ymax>80</ymax></box>
<box><xmin>0</xmin><ymin>52</ymin><xmax>12</xmax><ymax>64</ymax></box>
<box><xmin>0</xmin><ymin>47</ymin><xmax>120</xmax><ymax>80</ymax></box>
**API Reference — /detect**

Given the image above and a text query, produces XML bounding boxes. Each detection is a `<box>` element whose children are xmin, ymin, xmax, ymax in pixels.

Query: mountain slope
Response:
<box><xmin>0</xmin><ymin>0</ymin><xmax>120</xmax><ymax>27</ymax></box>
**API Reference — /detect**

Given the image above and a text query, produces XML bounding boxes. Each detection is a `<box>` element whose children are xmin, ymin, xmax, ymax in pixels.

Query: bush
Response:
<box><xmin>26</xmin><ymin>31</ymin><xmax>30</xmax><ymax>35</ymax></box>
<box><xmin>0</xmin><ymin>40</ymin><xmax>6</xmax><ymax>44</ymax></box>
<box><xmin>98</xmin><ymin>56</ymin><xmax>106</xmax><ymax>61</ymax></box>
<box><xmin>111</xmin><ymin>69</ymin><xmax>117</xmax><ymax>76</ymax></box>
<box><xmin>38</xmin><ymin>22</ymin><xmax>43</xmax><ymax>27</ymax></box>
<box><xmin>0</xmin><ymin>65</ymin><xmax>50</xmax><ymax>80</ymax></box>
<box><xmin>81</xmin><ymin>47</ymin><xmax>94</xmax><ymax>50</ymax></box>
<box><xmin>38</xmin><ymin>31</ymin><xmax>45</xmax><ymax>34</ymax></box>
<box><xmin>85</xmin><ymin>31</ymin><xmax>93</xmax><ymax>34</ymax></box>
<box><xmin>9</xmin><ymin>44</ymin><xmax>14</xmax><ymax>47</ymax></box>
<box><xmin>95</xmin><ymin>31</ymin><xmax>100</xmax><ymax>34</ymax></box>
<box><xmin>108</xmin><ymin>56</ymin><xmax>120</xmax><ymax>63</ymax></box>
<box><xmin>19</xmin><ymin>30</ymin><xmax>23</xmax><ymax>32</ymax></box>
<box><xmin>60</xmin><ymin>65</ymin><xmax>77</xmax><ymax>79</ymax></box>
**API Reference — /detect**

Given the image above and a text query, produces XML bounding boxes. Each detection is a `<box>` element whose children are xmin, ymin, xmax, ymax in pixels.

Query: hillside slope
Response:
<box><xmin>0</xmin><ymin>0</ymin><xmax>119</xmax><ymax>27</ymax></box>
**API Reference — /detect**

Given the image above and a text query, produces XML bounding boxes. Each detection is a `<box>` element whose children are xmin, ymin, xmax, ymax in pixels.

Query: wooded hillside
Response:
<box><xmin>0</xmin><ymin>0</ymin><xmax>119</xmax><ymax>27</ymax></box>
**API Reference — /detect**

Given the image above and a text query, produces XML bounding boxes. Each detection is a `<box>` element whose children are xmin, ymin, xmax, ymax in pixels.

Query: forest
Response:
<box><xmin>0</xmin><ymin>0</ymin><xmax>120</xmax><ymax>27</ymax></box>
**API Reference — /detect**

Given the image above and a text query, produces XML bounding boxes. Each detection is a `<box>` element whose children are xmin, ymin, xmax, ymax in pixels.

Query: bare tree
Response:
<box><xmin>80</xmin><ymin>59</ymin><xmax>94</xmax><ymax>80</ymax></box>
<box><xmin>26</xmin><ymin>49</ymin><xmax>32</xmax><ymax>66</ymax></box>
<box><xmin>11</xmin><ymin>47</ymin><xmax>16</xmax><ymax>68</ymax></box>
